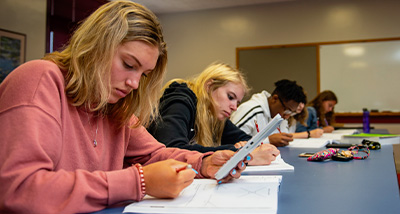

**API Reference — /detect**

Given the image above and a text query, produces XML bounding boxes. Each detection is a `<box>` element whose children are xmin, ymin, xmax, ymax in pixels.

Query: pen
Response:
<box><xmin>277</xmin><ymin>127</ymin><xmax>281</xmax><ymax>133</ymax></box>
<box><xmin>176</xmin><ymin>164</ymin><xmax>198</xmax><ymax>174</ymax></box>
<box><xmin>254</xmin><ymin>119</ymin><xmax>260</xmax><ymax>132</ymax></box>
<box><xmin>324</xmin><ymin>118</ymin><xmax>329</xmax><ymax>126</ymax></box>
<box><xmin>254</xmin><ymin>120</ymin><xmax>263</xmax><ymax>144</ymax></box>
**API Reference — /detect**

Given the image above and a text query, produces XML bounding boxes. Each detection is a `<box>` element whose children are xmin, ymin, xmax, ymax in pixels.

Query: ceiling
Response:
<box><xmin>116</xmin><ymin>0</ymin><xmax>295</xmax><ymax>14</ymax></box>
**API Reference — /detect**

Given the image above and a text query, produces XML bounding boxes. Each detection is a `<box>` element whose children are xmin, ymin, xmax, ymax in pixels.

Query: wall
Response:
<box><xmin>1</xmin><ymin>0</ymin><xmax>399</xmax><ymax>133</ymax></box>
<box><xmin>0</xmin><ymin>0</ymin><xmax>47</xmax><ymax>61</ymax></box>
<box><xmin>157</xmin><ymin>0</ymin><xmax>400</xmax><ymax>133</ymax></box>
<box><xmin>158</xmin><ymin>0</ymin><xmax>400</xmax><ymax>82</ymax></box>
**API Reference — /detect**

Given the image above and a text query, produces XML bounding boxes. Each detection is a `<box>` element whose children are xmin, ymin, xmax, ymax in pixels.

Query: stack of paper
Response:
<box><xmin>288</xmin><ymin>129</ymin><xmax>359</xmax><ymax>148</ymax></box>
<box><xmin>243</xmin><ymin>154</ymin><xmax>294</xmax><ymax>174</ymax></box>
<box><xmin>288</xmin><ymin>138</ymin><xmax>332</xmax><ymax>148</ymax></box>
<box><xmin>123</xmin><ymin>176</ymin><xmax>282</xmax><ymax>214</ymax></box>
<box><xmin>341</xmin><ymin>133</ymin><xmax>400</xmax><ymax>145</ymax></box>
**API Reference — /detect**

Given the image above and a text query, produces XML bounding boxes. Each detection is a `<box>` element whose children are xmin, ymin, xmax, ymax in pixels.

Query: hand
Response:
<box><xmin>142</xmin><ymin>159</ymin><xmax>197</xmax><ymax>199</ymax></box>
<box><xmin>310</xmin><ymin>128</ymin><xmax>324</xmax><ymax>138</ymax></box>
<box><xmin>200</xmin><ymin>150</ymin><xmax>249</xmax><ymax>183</ymax></box>
<box><xmin>234</xmin><ymin>141</ymin><xmax>247</xmax><ymax>149</ymax></box>
<box><xmin>268</xmin><ymin>133</ymin><xmax>293</xmax><ymax>147</ymax></box>
<box><xmin>323</xmin><ymin>126</ymin><xmax>335</xmax><ymax>133</ymax></box>
<box><xmin>248</xmin><ymin>143</ymin><xmax>280</xmax><ymax>166</ymax></box>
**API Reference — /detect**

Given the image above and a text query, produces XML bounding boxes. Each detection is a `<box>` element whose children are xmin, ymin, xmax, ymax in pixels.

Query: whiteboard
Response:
<box><xmin>320</xmin><ymin>40</ymin><xmax>400</xmax><ymax>113</ymax></box>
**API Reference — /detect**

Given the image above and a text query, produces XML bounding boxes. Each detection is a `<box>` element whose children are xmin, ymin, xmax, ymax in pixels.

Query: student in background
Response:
<box><xmin>284</xmin><ymin>102</ymin><xmax>324</xmax><ymax>139</ymax></box>
<box><xmin>0</xmin><ymin>2</ymin><xmax>249</xmax><ymax>213</ymax></box>
<box><xmin>230</xmin><ymin>79</ymin><xmax>307</xmax><ymax>147</ymax></box>
<box><xmin>296</xmin><ymin>90</ymin><xmax>338</xmax><ymax>133</ymax></box>
<box><xmin>148</xmin><ymin>62</ymin><xmax>280</xmax><ymax>166</ymax></box>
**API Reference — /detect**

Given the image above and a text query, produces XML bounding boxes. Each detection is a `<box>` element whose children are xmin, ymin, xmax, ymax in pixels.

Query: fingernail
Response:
<box><xmin>218</xmin><ymin>180</ymin><xmax>222</xmax><ymax>184</ymax></box>
<box><xmin>232</xmin><ymin>169</ymin><xmax>236</xmax><ymax>175</ymax></box>
<box><xmin>241</xmin><ymin>162</ymin><xmax>244</xmax><ymax>167</ymax></box>
<box><xmin>246</xmin><ymin>155</ymin><xmax>251</xmax><ymax>161</ymax></box>
<box><xmin>191</xmin><ymin>168</ymin><xmax>198</xmax><ymax>174</ymax></box>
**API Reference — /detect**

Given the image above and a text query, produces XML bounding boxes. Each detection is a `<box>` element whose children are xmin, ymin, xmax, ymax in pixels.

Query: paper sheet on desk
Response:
<box><xmin>123</xmin><ymin>176</ymin><xmax>282</xmax><ymax>214</ymax></box>
<box><xmin>243</xmin><ymin>154</ymin><xmax>294</xmax><ymax>174</ymax></box>
<box><xmin>288</xmin><ymin>138</ymin><xmax>332</xmax><ymax>148</ymax></box>
<box><xmin>288</xmin><ymin>129</ymin><xmax>359</xmax><ymax>148</ymax></box>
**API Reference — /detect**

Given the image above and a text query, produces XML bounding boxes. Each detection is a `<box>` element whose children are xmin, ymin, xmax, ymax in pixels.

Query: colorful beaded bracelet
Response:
<box><xmin>134</xmin><ymin>163</ymin><xmax>146</xmax><ymax>198</ymax></box>
<box><xmin>348</xmin><ymin>146</ymin><xmax>370</xmax><ymax>160</ymax></box>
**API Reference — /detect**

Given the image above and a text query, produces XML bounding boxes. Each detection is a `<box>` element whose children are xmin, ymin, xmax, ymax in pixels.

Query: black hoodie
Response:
<box><xmin>147</xmin><ymin>82</ymin><xmax>251</xmax><ymax>153</ymax></box>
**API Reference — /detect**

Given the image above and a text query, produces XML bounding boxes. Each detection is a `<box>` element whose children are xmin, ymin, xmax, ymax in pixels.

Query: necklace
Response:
<box><xmin>86</xmin><ymin>111</ymin><xmax>99</xmax><ymax>147</ymax></box>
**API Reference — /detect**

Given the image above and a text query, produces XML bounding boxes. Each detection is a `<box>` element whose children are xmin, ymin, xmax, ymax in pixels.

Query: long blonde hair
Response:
<box><xmin>164</xmin><ymin>62</ymin><xmax>249</xmax><ymax>147</ymax></box>
<box><xmin>43</xmin><ymin>0</ymin><xmax>167</xmax><ymax>128</ymax></box>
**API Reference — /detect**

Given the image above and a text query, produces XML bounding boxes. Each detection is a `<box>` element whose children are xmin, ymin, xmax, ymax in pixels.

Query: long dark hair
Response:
<box><xmin>309</xmin><ymin>90</ymin><xmax>338</xmax><ymax>126</ymax></box>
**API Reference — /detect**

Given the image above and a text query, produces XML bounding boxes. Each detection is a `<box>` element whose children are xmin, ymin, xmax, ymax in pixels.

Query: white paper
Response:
<box><xmin>288</xmin><ymin>138</ymin><xmax>331</xmax><ymax>148</ymax></box>
<box><xmin>288</xmin><ymin>129</ymin><xmax>359</xmax><ymax>148</ymax></box>
<box><xmin>123</xmin><ymin>176</ymin><xmax>282</xmax><ymax>214</ymax></box>
<box><xmin>243</xmin><ymin>154</ymin><xmax>294</xmax><ymax>174</ymax></box>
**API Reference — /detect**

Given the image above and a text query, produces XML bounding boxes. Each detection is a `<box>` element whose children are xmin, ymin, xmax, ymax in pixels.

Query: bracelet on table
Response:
<box><xmin>134</xmin><ymin>163</ymin><xmax>146</xmax><ymax>198</ymax></box>
<box><xmin>348</xmin><ymin>146</ymin><xmax>370</xmax><ymax>160</ymax></box>
<box><xmin>307</xmin><ymin>130</ymin><xmax>311</xmax><ymax>138</ymax></box>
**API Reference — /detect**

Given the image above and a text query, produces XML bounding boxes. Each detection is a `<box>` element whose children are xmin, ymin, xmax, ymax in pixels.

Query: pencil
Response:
<box><xmin>254</xmin><ymin>119</ymin><xmax>259</xmax><ymax>132</ymax></box>
<box><xmin>176</xmin><ymin>164</ymin><xmax>192</xmax><ymax>172</ymax></box>
<box><xmin>176</xmin><ymin>164</ymin><xmax>198</xmax><ymax>174</ymax></box>
<box><xmin>254</xmin><ymin>120</ymin><xmax>263</xmax><ymax>145</ymax></box>
<box><xmin>324</xmin><ymin>118</ymin><xmax>329</xmax><ymax>126</ymax></box>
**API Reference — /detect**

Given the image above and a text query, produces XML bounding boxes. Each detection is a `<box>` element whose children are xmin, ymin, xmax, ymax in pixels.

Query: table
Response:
<box><xmin>94</xmin><ymin>145</ymin><xmax>400</xmax><ymax>214</ymax></box>
<box><xmin>276</xmin><ymin>145</ymin><xmax>400</xmax><ymax>214</ymax></box>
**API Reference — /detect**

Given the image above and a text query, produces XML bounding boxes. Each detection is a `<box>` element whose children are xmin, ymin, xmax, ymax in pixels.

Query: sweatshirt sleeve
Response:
<box><xmin>221</xmin><ymin>120</ymin><xmax>252</xmax><ymax>145</ymax></box>
<box><xmin>296</xmin><ymin>107</ymin><xmax>318</xmax><ymax>132</ymax></box>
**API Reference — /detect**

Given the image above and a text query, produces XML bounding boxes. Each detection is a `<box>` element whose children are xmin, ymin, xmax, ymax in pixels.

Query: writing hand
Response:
<box><xmin>248</xmin><ymin>143</ymin><xmax>280</xmax><ymax>165</ymax></box>
<box><xmin>310</xmin><ymin>128</ymin><xmax>324</xmax><ymax>138</ymax></box>
<box><xmin>268</xmin><ymin>133</ymin><xmax>293</xmax><ymax>147</ymax></box>
<box><xmin>142</xmin><ymin>159</ymin><xmax>197</xmax><ymax>199</ymax></box>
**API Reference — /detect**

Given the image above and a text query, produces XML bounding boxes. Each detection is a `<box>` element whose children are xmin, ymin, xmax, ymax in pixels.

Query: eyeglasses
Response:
<box><xmin>278</xmin><ymin>96</ymin><xmax>297</xmax><ymax>116</ymax></box>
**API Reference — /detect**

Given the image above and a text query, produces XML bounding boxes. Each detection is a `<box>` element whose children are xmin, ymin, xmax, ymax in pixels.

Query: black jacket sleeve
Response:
<box><xmin>221</xmin><ymin>120</ymin><xmax>252</xmax><ymax>145</ymax></box>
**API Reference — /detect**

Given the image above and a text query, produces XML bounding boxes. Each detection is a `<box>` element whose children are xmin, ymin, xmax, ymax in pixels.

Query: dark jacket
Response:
<box><xmin>147</xmin><ymin>82</ymin><xmax>251</xmax><ymax>152</ymax></box>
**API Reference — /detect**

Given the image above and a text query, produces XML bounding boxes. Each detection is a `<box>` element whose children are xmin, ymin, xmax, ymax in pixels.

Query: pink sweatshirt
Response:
<box><xmin>0</xmin><ymin>60</ymin><xmax>209</xmax><ymax>213</ymax></box>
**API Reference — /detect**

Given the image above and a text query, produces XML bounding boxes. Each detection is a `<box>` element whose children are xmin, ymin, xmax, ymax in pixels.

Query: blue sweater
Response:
<box><xmin>295</xmin><ymin>106</ymin><xmax>319</xmax><ymax>132</ymax></box>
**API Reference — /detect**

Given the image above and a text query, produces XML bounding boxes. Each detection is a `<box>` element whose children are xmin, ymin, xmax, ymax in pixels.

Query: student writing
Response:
<box><xmin>230</xmin><ymin>79</ymin><xmax>310</xmax><ymax>147</ymax></box>
<box><xmin>148</xmin><ymin>62</ymin><xmax>280</xmax><ymax>166</ymax></box>
<box><xmin>0</xmin><ymin>2</ymin><xmax>248</xmax><ymax>213</ymax></box>
<box><xmin>295</xmin><ymin>90</ymin><xmax>338</xmax><ymax>133</ymax></box>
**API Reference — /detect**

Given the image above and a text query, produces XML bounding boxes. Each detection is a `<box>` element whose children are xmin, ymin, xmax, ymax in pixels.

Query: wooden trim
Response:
<box><xmin>236</xmin><ymin>37</ymin><xmax>400</xmax><ymax>51</ymax></box>
<box><xmin>316</xmin><ymin>45</ymin><xmax>320</xmax><ymax>93</ymax></box>
<box><xmin>236</xmin><ymin>37</ymin><xmax>400</xmax><ymax>94</ymax></box>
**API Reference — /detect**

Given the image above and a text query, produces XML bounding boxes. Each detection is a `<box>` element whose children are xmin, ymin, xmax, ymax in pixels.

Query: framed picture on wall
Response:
<box><xmin>0</xmin><ymin>28</ymin><xmax>26</xmax><ymax>83</ymax></box>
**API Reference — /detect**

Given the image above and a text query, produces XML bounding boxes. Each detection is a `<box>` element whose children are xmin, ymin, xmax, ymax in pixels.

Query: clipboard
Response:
<box><xmin>214</xmin><ymin>114</ymin><xmax>283</xmax><ymax>180</ymax></box>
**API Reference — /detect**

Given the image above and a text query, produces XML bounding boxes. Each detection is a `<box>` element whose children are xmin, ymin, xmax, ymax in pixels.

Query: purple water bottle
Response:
<box><xmin>362</xmin><ymin>108</ymin><xmax>370</xmax><ymax>133</ymax></box>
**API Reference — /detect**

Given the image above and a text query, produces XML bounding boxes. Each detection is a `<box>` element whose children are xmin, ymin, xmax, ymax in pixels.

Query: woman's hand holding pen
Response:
<box><xmin>310</xmin><ymin>128</ymin><xmax>324</xmax><ymax>138</ymax></box>
<box><xmin>142</xmin><ymin>159</ymin><xmax>197</xmax><ymax>199</ymax></box>
<box><xmin>200</xmin><ymin>150</ymin><xmax>249</xmax><ymax>183</ymax></box>
<box><xmin>248</xmin><ymin>143</ymin><xmax>280</xmax><ymax>166</ymax></box>
<box><xmin>322</xmin><ymin>126</ymin><xmax>334</xmax><ymax>133</ymax></box>
<box><xmin>268</xmin><ymin>133</ymin><xmax>293</xmax><ymax>147</ymax></box>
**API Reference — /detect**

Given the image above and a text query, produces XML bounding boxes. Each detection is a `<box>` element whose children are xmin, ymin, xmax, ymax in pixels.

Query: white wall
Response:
<box><xmin>0</xmin><ymin>0</ymin><xmax>47</xmax><ymax>62</ymax></box>
<box><xmin>158</xmin><ymin>0</ymin><xmax>400</xmax><ymax>81</ymax></box>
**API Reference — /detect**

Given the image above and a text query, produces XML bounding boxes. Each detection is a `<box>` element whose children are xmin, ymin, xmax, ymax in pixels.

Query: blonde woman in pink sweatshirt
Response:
<box><xmin>0</xmin><ymin>1</ymin><xmax>248</xmax><ymax>213</ymax></box>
